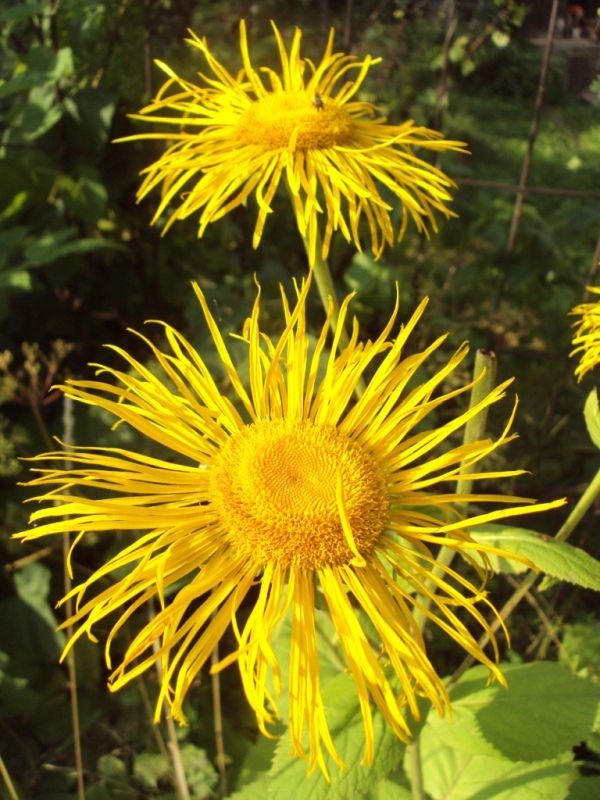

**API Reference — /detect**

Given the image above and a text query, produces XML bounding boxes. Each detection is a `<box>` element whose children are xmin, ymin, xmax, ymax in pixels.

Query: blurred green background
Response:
<box><xmin>1</xmin><ymin>0</ymin><xmax>600</xmax><ymax>797</ymax></box>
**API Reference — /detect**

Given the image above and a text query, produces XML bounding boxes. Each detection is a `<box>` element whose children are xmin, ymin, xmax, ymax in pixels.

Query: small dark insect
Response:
<box><xmin>313</xmin><ymin>92</ymin><xmax>325</xmax><ymax>110</ymax></box>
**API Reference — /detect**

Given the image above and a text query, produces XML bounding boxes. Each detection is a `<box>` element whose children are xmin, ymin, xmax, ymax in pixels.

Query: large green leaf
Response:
<box><xmin>471</xmin><ymin>523</ymin><xmax>600</xmax><ymax>589</ymax></box>
<box><xmin>418</xmin><ymin>742</ymin><xmax>576</xmax><ymax>800</ymax></box>
<box><xmin>424</xmin><ymin>662</ymin><xmax>600</xmax><ymax>763</ymax></box>
<box><xmin>268</xmin><ymin>671</ymin><xmax>404</xmax><ymax>800</ymax></box>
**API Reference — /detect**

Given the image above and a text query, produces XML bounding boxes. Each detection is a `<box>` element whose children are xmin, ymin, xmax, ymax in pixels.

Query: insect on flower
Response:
<box><xmin>313</xmin><ymin>92</ymin><xmax>325</xmax><ymax>110</ymax></box>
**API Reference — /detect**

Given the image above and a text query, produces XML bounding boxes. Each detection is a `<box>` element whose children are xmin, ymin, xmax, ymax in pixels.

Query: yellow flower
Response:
<box><xmin>120</xmin><ymin>21</ymin><xmax>466</xmax><ymax>264</ymax></box>
<box><xmin>18</xmin><ymin>274</ymin><xmax>560</xmax><ymax>778</ymax></box>
<box><xmin>571</xmin><ymin>286</ymin><xmax>600</xmax><ymax>381</ymax></box>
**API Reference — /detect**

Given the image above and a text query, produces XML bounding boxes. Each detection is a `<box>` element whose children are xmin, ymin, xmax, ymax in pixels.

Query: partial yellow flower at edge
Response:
<box><xmin>117</xmin><ymin>20</ymin><xmax>468</xmax><ymax>264</ymax></box>
<box><xmin>17</xmin><ymin>274</ymin><xmax>564</xmax><ymax>779</ymax></box>
<box><xmin>571</xmin><ymin>286</ymin><xmax>600</xmax><ymax>381</ymax></box>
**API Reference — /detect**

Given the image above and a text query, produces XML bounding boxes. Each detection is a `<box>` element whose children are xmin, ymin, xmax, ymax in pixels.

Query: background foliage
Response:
<box><xmin>1</xmin><ymin>0</ymin><xmax>600</xmax><ymax>798</ymax></box>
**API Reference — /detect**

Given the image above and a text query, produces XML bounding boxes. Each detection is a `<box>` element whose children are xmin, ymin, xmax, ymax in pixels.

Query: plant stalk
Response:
<box><xmin>412</xmin><ymin>350</ymin><xmax>497</xmax><ymax>632</ymax></box>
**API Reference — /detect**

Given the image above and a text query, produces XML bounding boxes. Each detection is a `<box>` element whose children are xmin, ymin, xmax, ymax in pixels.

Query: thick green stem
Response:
<box><xmin>412</xmin><ymin>350</ymin><xmax>497</xmax><ymax>633</ymax></box>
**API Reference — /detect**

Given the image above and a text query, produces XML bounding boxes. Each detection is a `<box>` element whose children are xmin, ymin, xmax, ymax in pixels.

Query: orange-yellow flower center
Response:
<box><xmin>210</xmin><ymin>418</ymin><xmax>389</xmax><ymax>569</ymax></box>
<box><xmin>236</xmin><ymin>92</ymin><xmax>355</xmax><ymax>151</ymax></box>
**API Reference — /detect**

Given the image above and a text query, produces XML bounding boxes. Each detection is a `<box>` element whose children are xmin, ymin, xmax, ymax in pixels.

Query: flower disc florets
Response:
<box><xmin>237</xmin><ymin>92</ymin><xmax>355</xmax><ymax>150</ymax></box>
<box><xmin>211</xmin><ymin>418</ymin><xmax>389</xmax><ymax>569</ymax></box>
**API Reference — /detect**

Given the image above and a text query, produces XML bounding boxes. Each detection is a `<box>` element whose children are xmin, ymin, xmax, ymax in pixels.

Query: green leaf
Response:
<box><xmin>14</xmin><ymin>562</ymin><xmax>65</xmax><ymax>645</ymax></box>
<box><xmin>133</xmin><ymin>752</ymin><xmax>171</xmax><ymax>789</ymax></box>
<box><xmin>0</xmin><ymin>268</ymin><xmax>31</xmax><ymax>290</ymax></box>
<box><xmin>86</xmin><ymin>759</ymin><xmax>138</xmax><ymax>800</ymax></box>
<box><xmin>584</xmin><ymin>389</ymin><xmax>600</xmax><ymax>449</ymax></box>
<box><xmin>0</xmin><ymin>2</ymin><xmax>46</xmax><ymax>24</ymax></box>
<box><xmin>471</xmin><ymin>523</ymin><xmax>600</xmax><ymax>589</ymax></box>
<box><xmin>364</xmin><ymin>778</ymin><xmax>412</xmax><ymax>799</ymax></box>
<box><xmin>69</xmin><ymin>87</ymin><xmax>116</xmax><ymax>150</ymax></box>
<box><xmin>234</xmin><ymin>731</ymin><xmax>278</xmax><ymax>790</ymax></box>
<box><xmin>229</xmin><ymin>774</ymin><xmax>271</xmax><ymax>800</ymax></box>
<box><xmin>559</xmin><ymin>618</ymin><xmax>600</xmax><ymax>675</ymax></box>
<box><xmin>567</xmin><ymin>776</ymin><xmax>600</xmax><ymax>799</ymax></box>
<box><xmin>492</xmin><ymin>30</ymin><xmax>511</xmax><ymax>48</ymax></box>
<box><xmin>419</xmin><ymin>743</ymin><xmax>576</xmax><ymax>800</ymax></box>
<box><xmin>178</xmin><ymin>744</ymin><xmax>219</xmax><ymax>798</ymax></box>
<box><xmin>23</xmin><ymin>228</ymin><xmax>127</xmax><ymax>267</ymax></box>
<box><xmin>0</xmin><ymin>192</ymin><xmax>28</xmax><ymax>224</ymax></box>
<box><xmin>0</xmin><ymin>562</ymin><xmax>64</xmax><ymax>660</ymax></box>
<box><xmin>269</xmin><ymin>672</ymin><xmax>404</xmax><ymax>800</ymax></box>
<box><xmin>0</xmin><ymin>226</ymin><xmax>28</xmax><ymax>269</ymax></box>
<box><xmin>424</xmin><ymin>662</ymin><xmax>600</xmax><ymax>763</ymax></box>
<box><xmin>98</xmin><ymin>754</ymin><xmax>129</xmax><ymax>781</ymax></box>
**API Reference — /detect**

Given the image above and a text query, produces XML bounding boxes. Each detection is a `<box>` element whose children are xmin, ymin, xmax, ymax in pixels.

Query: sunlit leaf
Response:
<box><xmin>423</xmin><ymin>662</ymin><xmax>600</xmax><ymax>762</ymax></box>
<box><xmin>584</xmin><ymin>389</ymin><xmax>600</xmax><ymax>449</ymax></box>
<box><xmin>471</xmin><ymin>523</ymin><xmax>600</xmax><ymax>589</ymax></box>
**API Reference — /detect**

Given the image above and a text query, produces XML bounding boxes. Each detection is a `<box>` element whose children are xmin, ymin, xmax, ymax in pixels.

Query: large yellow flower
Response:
<box><xmin>18</xmin><ymin>274</ymin><xmax>560</xmax><ymax>777</ymax></box>
<box><xmin>571</xmin><ymin>286</ymin><xmax>600</xmax><ymax>381</ymax></box>
<box><xmin>120</xmin><ymin>21</ymin><xmax>466</xmax><ymax>264</ymax></box>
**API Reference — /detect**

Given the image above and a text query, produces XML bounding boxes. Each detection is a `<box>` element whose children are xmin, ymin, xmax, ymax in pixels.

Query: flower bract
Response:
<box><xmin>120</xmin><ymin>21</ymin><xmax>467</xmax><ymax>264</ymax></box>
<box><xmin>571</xmin><ymin>286</ymin><xmax>600</xmax><ymax>381</ymax></box>
<box><xmin>18</xmin><ymin>274</ymin><xmax>561</xmax><ymax>777</ymax></box>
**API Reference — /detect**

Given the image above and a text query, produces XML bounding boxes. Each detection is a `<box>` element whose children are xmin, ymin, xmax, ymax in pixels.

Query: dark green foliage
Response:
<box><xmin>2</xmin><ymin>0</ymin><xmax>600</xmax><ymax>797</ymax></box>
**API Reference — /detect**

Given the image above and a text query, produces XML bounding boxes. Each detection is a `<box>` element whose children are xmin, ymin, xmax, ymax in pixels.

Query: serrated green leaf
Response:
<box><xmin>425</xmin><ymin>662</ymin><xmax>600</xmax><ymax>763</ymax></box>
<box><xmin>234</xmin><ymin>730</ymin><xmax>278</xmax><ymax>790</ymax></box>
<box><xmin>471</xmin><ymin>524</ymin><xmax>600</xmax><ymax>589</ymax></box>
<box><xmin>269</xmin><ymin>672</ymin><xmax>404</xmax><ymax>800</ymax></box>
<box><xmin>584</xmin><ymin>389</ymin><xmax>600</xmax><ymax>449</ymax></box>
<box><xmin>419</xmin><ymin>738</ymin><xmax>576</xmax><ymax>800</ymax></box>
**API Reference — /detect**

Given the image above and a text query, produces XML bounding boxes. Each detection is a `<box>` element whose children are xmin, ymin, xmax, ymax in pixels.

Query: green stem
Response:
<box><xmin>555</xmin><ymin>466</ymin><xmax>600</xmax><ymax>543</ymax></box>
<box><xmin>406</xmin><ymin>741</ymin><xmax>427</xmax><ymax>800</ymax></box>
<box><xmin>455</xmin><ymin>350</ymin><xmax>498</xmax><ymax>505</ymax></box>
<box><xmin>309</xmin><ymin>234</ymin><xmax>348</xmax><ymax>344</ymax></box>
<box><xmin>412</xmin><ymin>350</ymin><xmax>497</xmax><ymax>633</ymax></box>
<box><xmin>286</xmin><ymin>183</ymin><xmax>367</xmax><ymax>396</ymax></box>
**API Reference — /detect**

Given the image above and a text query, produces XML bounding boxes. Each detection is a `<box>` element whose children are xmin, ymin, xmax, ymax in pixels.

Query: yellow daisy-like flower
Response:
<box><xmin>571</xmin><ymin>286</ymin><xmax>600</xmax><ymax>381</ymax></box>
<box><xmin>120</xmin><ymin>21</ymin><xmax>466</xmax><ymax>264</ymax></box>
<box><xmin>18</xmin><ymin>274</ymin><xmax>560</xmax><ymax>777</ymax></box>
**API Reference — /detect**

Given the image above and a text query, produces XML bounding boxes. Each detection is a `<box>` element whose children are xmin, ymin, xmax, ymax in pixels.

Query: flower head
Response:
<box><xmin>571</xmin><ymin>286</ymin><xmax>600</xmax><ymax>381</ymax></box>
<box><xmin>120</xmin><ymin>21</ymin><xmax>466</xmax><ymax>264</ymax></box>
<box><xmin>18</xmin><ymin>274</ymin><xmax>560</xmax><ymax>777</ymax></box>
